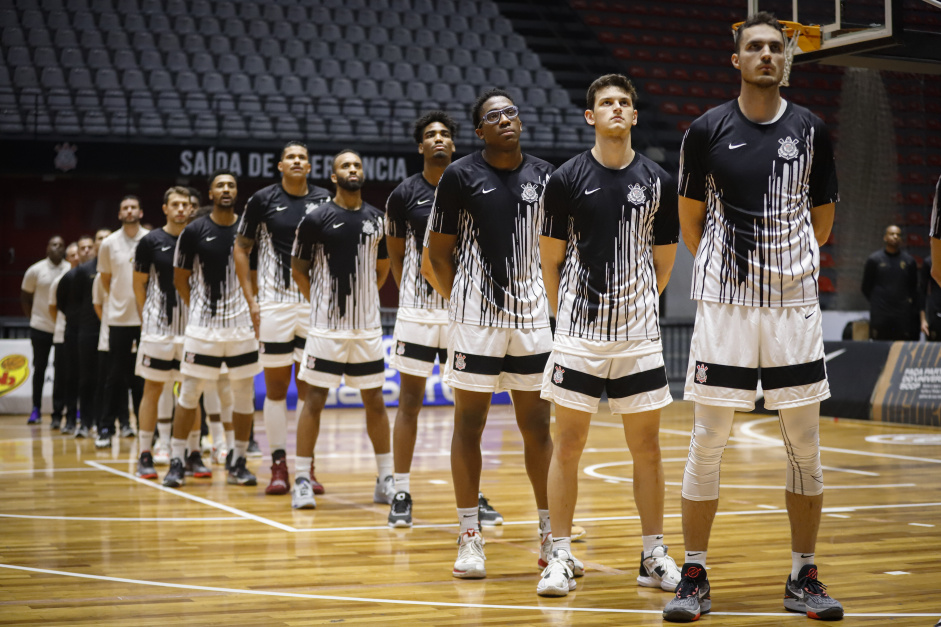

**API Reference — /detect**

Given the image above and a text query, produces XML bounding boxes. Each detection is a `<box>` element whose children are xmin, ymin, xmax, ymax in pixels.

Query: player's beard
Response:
<box><xmin>336</xmin><ymin>176</ymin><xmax>364</xmax><ymax>192</ymax></box>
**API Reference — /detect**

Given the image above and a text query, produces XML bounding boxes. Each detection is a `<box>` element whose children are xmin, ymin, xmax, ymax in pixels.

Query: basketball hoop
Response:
<box><xmin>732</xmin><ymin>20</ymin><xmax>822</xmax><ymax>87</ymax></box>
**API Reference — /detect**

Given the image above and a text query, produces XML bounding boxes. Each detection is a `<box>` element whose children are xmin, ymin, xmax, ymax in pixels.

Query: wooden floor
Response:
<box><xmin>1</xmin><ymin>401</ymin><xmax>940</xmax><ymax>626</ymax></box>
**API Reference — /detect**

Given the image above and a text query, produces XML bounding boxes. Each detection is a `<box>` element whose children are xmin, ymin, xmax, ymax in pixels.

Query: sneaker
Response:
<box><xmin>478</xmin><ymin>493</ymin><xmax>503</xmax><ymax>526</ymax></box>
<box><xmin>119</xmin><ymin>424</ymin><xmax>135</xmax><ymax>438</ymax></box>
<box><xmin>211</xmin><ymin>446</ymin><xmax>229</xmax><ymax>466</ymax></box>
<box><xmin>200</xmin><ymin>435</ymin><xmax>212</xmax><ymax>456</ymax></box>
<box><xmin>94</xmin><ymin>434</ymin><xmax>111</xmax><ymax>449</ymax></box>
<box><xmin>538</xmin><ymin>533</ymin><xmax>585</xmax><ymax>575</ymax></box>
<box><xmin>452</xmin><ymin>529</ymin><xmax>486</xmax><ymax>579</ymax></box>
<box><xmin>162</xmin><ymin>458</ymin><xmax>186</xmax><ymax>488</ymax></box>
<box><xmin>784</xmin><ymin>564</ymin><xmax>844</xmax><ymax>620</ymax></box>
<box><xmin>246</xmin><ymin>439</ymin><xmax>263</xmax><ymax>458</ymax></box>
<box><xmin>638</xmin><ymin>545</ymin><xmax>682</xmax><ymax>591</ymax></box>
<box><xmin>136</xmin><ymin>451</ymin><xmax>158</xmax><ymax>479</ymax></box>
<box><xmin>185</xmin><ymin>450</ymin><xmax>212</xmax><ymax>478</ymax></box>
<box><xmin>310</xmin><ymin>462</ymin><xmax>325</xmax><ymax>494</ymax></box>
<box><xmin>291</xmin><ymin>476</ymin><xmax>317</xmax><ymax>509</ymax></box>
<box><xmin>27</xmin><ymin>408</ymin><xmax>41</xmax><ymax>425</ymax></box>
<box><xmin>74</xmin><ymin>425</ymin><xmax>90</xmax><ymax>439</ymax></box>
<box><xmin>537</xmin><ymin>548</ymin><xmax>578</xmax><ymax>597</ymax></box>
<box><xmin>153</xmin><ymin>440</ymin><xmax>171</xmax><ymax>465</ymax></box>
<box><xmin>51</xmin><ymin>418</ymin><xmax>61</xmax><ymax>430</ymax></box>
<box><xmin>265</xmin><ymin>455</ymin><xmax>290</xmax><ymax>495</ymax></box>
<box><xmin>60</xmin><ymin>421</ymin><xmax>75</xmax><ymax>435</ymax></box>
<box><xmin>227</xmin><ymin>456</ymin><xmax>257</xmax><ymax>486</ymax></box>
<box><xmin>663</xmin><ymin>563</ymin><xmax>711</xmax><ymax>623</ymax></box>
<box><xmin>388</xmin><ymin>491</ymin><xmax>413</xmax><ymax>528</ymax></box>
<box><xmin>373</xmin><ymin>475</ymin><xmax>395</xmax><ymax>504</ymax></box>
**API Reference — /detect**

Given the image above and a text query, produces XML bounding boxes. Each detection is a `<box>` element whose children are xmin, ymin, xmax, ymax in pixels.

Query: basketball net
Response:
<box><xmin>732</xmin><ymin>20</ymin><xmax>822</xmax><ymax>88</ymax></box>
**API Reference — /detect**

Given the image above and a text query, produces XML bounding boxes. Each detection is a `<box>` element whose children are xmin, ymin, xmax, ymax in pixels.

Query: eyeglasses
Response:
<box><xmin>478</xmin><ymin>105</ymin><xmax>519</xmax><ymax>127</ymax></box>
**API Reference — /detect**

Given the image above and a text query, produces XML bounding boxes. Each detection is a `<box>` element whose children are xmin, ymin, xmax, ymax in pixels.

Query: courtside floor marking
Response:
<box><xmin>0</xmin><ymin>513</ymin><xmax>243</xmax><ymax>522</ymax></box>
<box><xmin>0</xmin><ymin>563</ymin><xmax>936</xmax><ymax>618</ymax></box>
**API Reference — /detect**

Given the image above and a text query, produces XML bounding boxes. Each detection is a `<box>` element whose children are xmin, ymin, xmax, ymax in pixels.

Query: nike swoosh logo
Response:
<box><xmin>205</xmin><ymin>236</ymin><xmax>216</xmax><ymax>241</ymax></box>
<box><xmin>332</xmin><ymin>223</ymin><xmax>344</xmax><ymax>229</ymax></box>
<box><xmin>800</xmin><ymin>554</ymin><xmax>814</xmax><ymax>558</ymax></box>
<box><xmin>482</xmin><ymin>188</ymin><xmax>496</xmax><ymax>194</ymax></box>
<box><xmin>417</xmin><ymin>199</ymin><xmax>431</xmax><ymax>205</ymax></box>
<box><xmin>160</xmin><ymin>246</ymin><xmax>172</xmax><ymax>251</ymax></box>
<box><xmin>462</xmin><ymin>514</ymin><xmax>476</xmax><ymax>518</ymax></box>
<box><xmin>275</xmin><ymin>205</ymin><xmax>288</xmax><ymax>211</ymax></box>
<box><xmin>687</xmin><ymin>552</ymin><xmax>703</xmax><ymax>556</ymax></box>
<box><xmin>729</xmin><ymin>143</ymin><xmax>746</xmax><ymax>149</ymax></box>
<box><xmin>585</xmin><ymin>188</ymin><xmax>601</xmax><ymax>195</ymax></box>
<box><xmin>805</xmin><ymin>311</ymin><xmax>815</xmax><ymax>319</ymax></box>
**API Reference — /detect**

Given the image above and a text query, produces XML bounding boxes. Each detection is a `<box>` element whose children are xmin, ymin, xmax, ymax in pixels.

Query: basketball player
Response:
<box><xmin>235</xmin><ymin>141</ymin><xmax>332</xmax><ymax>496</ymax></box>
<box><xmin>21</xmin><ymin>235</ymin><xmax>68</xmax><ymax>425</ymax></box>
<box><xmin>54</xmin><ymin>236</ymin><xmax>94</xmax><ymax>434</ymax></box>
<box><xmin>426</xmin><ymin>89</ymin><xmax>555</xmax><ymax>578</ymax></box>
<box><xmin>290</xmin><ymin>149</ymin><xmax>393</xmax><ymax>510</ymax></box>
<box><xmin>537</xmin><ymin>74</ymin><xmax>681</xmax><ymax>597</ymax></box>
<box><xmin>132</xmin><ymin>186</ymin><xmax>193</xmax><ymax>479</ymax></box>
<box><xmin>663</xmin><ymin>13</ymin><xmax>843</xmax><ymax>622</ymax></box>
<box><xmin>92</xmin><ymin>271</ymin><xmax>112</xmax><ymax>448</ymax></box>
<box><xmin>47</xmin><ymin>241</ymin><xmax>80</xmax><ymax>429</ymax></box>
<box><xmin>67</xmin><ymin>232</ymin><xmax>106</xmax><ymax>440</ymax></box>
<box><xmin>163</xmin><ymin>169</ymin><xmax>260</xmax><ymax>488</ymax></box>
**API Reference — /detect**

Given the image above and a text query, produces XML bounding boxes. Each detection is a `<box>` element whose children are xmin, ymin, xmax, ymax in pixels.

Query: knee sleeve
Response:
<box><xmin>779</xmin><ymin>403</ymin><xmax>823</xmax><ymax>496</ymax></box>
<box><xmin>157</xmin><ymin>384</ymin><xmax>175</xmax><ymax>420</ymax></box>
<box><xmin>217</xmin><ymin>376</ymin><xmax>233</xmax><ymax>410</ymax></box>
<box><xmin>231</xmin><ymin>378</ymin><xmax>254</xmax><ymax>414</ymax></box>
<box><xmin>202</xmin><ymin>381</ymin><xmax>221</xmax><ymax>415</ymax></box>
<box><xmin>682</xmin><ymin>403</ymin><xmax>736</xmax><ymax>501</ymax></box>
<box><xmin>177</xmin><ymin>377</ymin><xmax>206</xmax><ymax>410</ymax></box>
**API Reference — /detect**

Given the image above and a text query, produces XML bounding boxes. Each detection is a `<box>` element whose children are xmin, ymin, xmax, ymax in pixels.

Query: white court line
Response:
<box><xmin>0</xmin><ymin>563</ymin><xmax>935</xmax><ymax>618</ymax></box>
<box><xmin>0</xmin><ymin>513</ymin><xmax>243</xmax><ymax>522</ymax></box>
<box><xmin>820</xmin><ymin>465</ymin><xmax>880</xmax><ymax>477</ymax></box>
<box><xmin>85</xmin><ymin>461</ymin><xmax>296</xmax><ymax>532</ymax></box>
<box><xmin>0</xmin><ymin>467</ymin><xmax>105</xmax><ymax>476</ymax></box>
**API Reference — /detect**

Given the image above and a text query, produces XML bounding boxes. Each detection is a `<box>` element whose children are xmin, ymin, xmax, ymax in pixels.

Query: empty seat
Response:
<box><xmin>165</xmin><ymin>51</ymin><xmax>189</xmax><ymax>72</ymax></box>
<box><xmin>269</xmin><ymin>57</ymin><xmax>291</xmax><ymax>77</ymax></box>
<box><xmin>166</xmin><ymin>112</ymin><xmax>192</xmax><ymax>136</ymax></box>
<box><xmin>237</xmin><ymin>94</ymin><xmax>262</xmax><ymax>113</ymax></box>
<box><xmin>280</xmin><ymin>76</ymin><xmax>303</xmax><ymax>97</ymax></box>
<box><xmin>317</xmin><ymin>97</ymin><xmax>341</xmax><ymax>117</ymax></box>
<box><xmin>243</xmin><ymin>54</ymin><xmax>266</xmax><ymax>76</ymax></box>
<box><xmin>252</xmin><ymin>75</ymin><xmax>276</xmax><ymax>93</ymax></box>
<box><xmin>320</xmin><ymin>58</ymin><xmax>342</xmax><ymax>78</ymax></box>
<box><xmin>139</xmin><ymin>49</ymin><xmax>162</xmax><ymax>71</ymax></box>
<box><xmin>83</xmin><ymin>111</ymin><xmax>110</xmax><ymax>134</ymax></box>
<box><xmin>53</xmin><ymin>28</ymin><xmax>79</xmax><ymax>47</ymax></box>
<box><xmin>174</xmin><ymin>70</ymin><xmax>198</xmax><ymax>92</ymax></box>
<box><xmin>157</xmin><ymin>91</ymin><xmax>182</xmax><ymax>111</ymax></box>
<box><xmin>121</xmin><ymin>68</ymin><xmax>146</xmax><ymax>90</ymax></box>
<box><xmin>193</xmin><ymin>113</ymin><xmax>218</xmax><ymax>137</ymax></box>
<box><xmin>356</xmin><ymin>78</ymin><xmax>379</xmax><ymax>100</ymax></box>
<box><xmin>306</xmin><ymin>76</ymin><xmax>328</xmax><ymax>95</ymax></box>
<box><xmin>47</xmin><ymin>89</ymin><xmax>72</xmax><ymax>110</ymax></box>
<box><xmin>54</xmin><ymin>110</ymin><xmax>82</xmax><ymax>134</ymax></box>
<box><xmin>131</xmin><ymin>31</ymin><xmax>156</xmax><ymax>53</ymax></box>
<box><xmin>218</xmin><ymin>54</ymin><xmax>240</xmax><ymax>75</ymax></box>
<box><xmin>275</xmin><ymin>115</ymin><xmax>301</xmax><ymax>138</ymax></box>
<box><xmin>258</xmin><ymin>38</ymin><xmax>281</xmax><ymax>58</ymax></box>
<box><xmin>247</xmin><ymin>114</ymin><xmax>274</xmax><ymax>139</ymax></box>
<box><xmin>228</xmin><ymin>73</ymin><xmax>251</xmax><ymax>95</ymax></box>
<box><xmin>192</xmin><ymin>52</ymin><xmax>215</xmax><ymax>74</ymax></box>
<box><xmin>380</xmin><ymin>80</ymin><xmax>404</xmax><ymax>100</ymax></box>
<box><xmin>202</xmin><ymin>71</ymin><xmax>225</xmax><ymax>94</ymax></box>
<box><xmin>264</xmin><ymin>95</ymin><xmax>288</xmax><ymax>115</ymax></box>
<box><xmin>294</xmin><ymin>58</ymin><xmax>316</xmax><ymax>79</ymax></box>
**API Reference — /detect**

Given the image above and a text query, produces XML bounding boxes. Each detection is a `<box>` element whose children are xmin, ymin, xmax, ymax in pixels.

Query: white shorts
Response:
<box><xmin>541</xmin><ymin>337</ymin><xmax>671</xmax><ymax>415</ymax></box>
<box><xmin>445</xmin><ymin>322</ymin><xmax>552</xmax><ymax>393</ymax></box>
<box><xmin>389</xmin><ymin>317</ymin><xmax>448</xmax><ymax>378</ymax></box>
<box><xmin>180</xmin><ymin>327</ymin><xmax>261</xmax><ymax>381</ymax></box>
<box><xmin>135</xmin><ymin>334</ymin><xmax>184</xmax><ymax>382</ymax></box>
<box><xmin>298</xmin><ymin>328</ymin><xmax>386</xmax><ymax>390</ymax></box>
<box><xmin>684</xmin><ymin>301</ymin><xmax>830</xmax><ymax>411</ymax></box>
<box><xmin>258</xmin><ymin>301</ymin><xmax>309</xmax><ymax>368</ymax></box>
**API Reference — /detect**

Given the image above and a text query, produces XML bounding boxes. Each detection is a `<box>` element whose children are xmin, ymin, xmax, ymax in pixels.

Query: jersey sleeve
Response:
<box><xmin>134</xmin><ymin>236</ymin><xmax>153</xmax><ymax>274</ymax></box>
<box><xmin>385</xmin><ymin>186</ymin><xmax>408</xmax><ymax>238</ymax></box>
<box><xmin>540</xmin><ymin>170</ymin><xmax>570</xmax><ymax>241</ymax></box>
<box><xmin>97</xmin><ymin>238</ymin><xmax>112</xmax><ymax>274</ymax></box>
<box><xmin>292</xmin><ymin>212</ymin><xmax>321</xmax><ymax>262</ymax></box>
<box><xmin>174</xmin><ymin>224</ymin><xmax>198</xmax><ymax>271</ymax></box>
<box><xmin>809</xmin><ymin>118</ymin><xmax>839</xmax><ymax>208</ymax></box>
<box><xmin>428</xmin><ymin>165</ymin><xmax>462</xmax><ymax>235</ymax></box>
<box><xmin>237</xmin><ymin>192</ymin><xmax>265</xmax><ymax>240</ymax></box>
<box><xmin>678</xmin><ymin>120</ymin><xmax>709</xmax><ymax>201</ymax></box>
<box><xmin>21</xmin><ymin>264</ymin><xmax>37</xmax><ymax>293</ymax></box>
<box><xmin>653</xmin><ymin>170</ymin><xmax>681</xmax><ymax>246</ymax></box>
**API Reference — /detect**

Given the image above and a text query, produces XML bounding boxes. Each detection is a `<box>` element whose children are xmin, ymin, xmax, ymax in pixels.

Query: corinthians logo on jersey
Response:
<box><xmin>627</xmin><ymin>184</ymin><xmax>647</xmax><ymax>205</ymax></box>
<box><xmin>778</xmin><ymin>136</ymin><xmax>801</xmax><ymax>160</ymax></box>
<box><xmin>362</xmin><ymin>220</ymin><xmax>377</xmax><ymax>235</ymax></box>
<box><xmin>520</xmin><ymin>182</ymin><xmax>540</xmax><ymax>203</ymax></box>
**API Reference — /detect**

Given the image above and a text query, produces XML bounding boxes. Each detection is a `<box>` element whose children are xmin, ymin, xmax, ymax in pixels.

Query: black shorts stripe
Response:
<box><xmin>550</xmin><ymin>363</ymin><xmax>606</xmax><ymax>398</ymax></box>
<box><xmin>693</xmin><ymin>361</ymin><xmax>758</xmax><ymax>390</ymax></box>
<box><xmin>606</xmin><ymin>366</ymin><xmax>668</xmax><ymax>399</ymax></box>
<box><xmin>345</xmin><ymin>359</ymin><xmax>386</xmax><ymax>377</ymax></box>
<box><xmin>185</xmin><ymin>350</ymin><xmax>258</xmax><ymax>369</ymax></box>
<box><xmin>226</xmin><ymin>350</ymin><xmax>259</xmax><ymax>368</ymax></box>
<box><xmin>760</xmin><ymin>358</ymin><xmax>826</xmax><ymax>390</ymax></box>
<box><xmin>293</xmin><ymin>336</ymin><xmax>306</xmax><ymax>351</ymax></box>
<box><xmin>395</xmin><ymin>340</ymin><xmax>439</xmax><ymax>363</ymax></box>
<box><xmin>452</xmin><ymin>351</ymin><xmax>550</xmax><ymax>376</ymax></box>
<box><xmin>260</xmin><ymin>340</ymin><xmax>294</xmax><ymax>355</ymax></box>
<box><xmin>141</xmin><ymin>355</ymin><xmax>179</xmax><ymax>371</ymax></box>
<box><xmin>503</xmin><ymin>352</ymin><xmax>551</xmax><ymax>375</ymax></box>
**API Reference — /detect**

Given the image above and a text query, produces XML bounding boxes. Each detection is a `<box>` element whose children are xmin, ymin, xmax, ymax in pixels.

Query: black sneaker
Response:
<box><xmin>185</xmin><ymin>450</ymin><xmax>212</xmax><ymax>478</ymax></box>
<box><xmin>51</xmin><ymin>418</ymin><xmax>61</xmax><ymax>430</ymax></box>
<box><xmin>388</xmin><ymin>491</ymin><xmax>413</xmax><ymax>528</ymax></box>
<box><xmin>478</xmin><ymin>492</ymin><xmax>503</xmax><ymax>526</ymax></box>
<box><xmin>663</xmin><ymin>563</ymin><xmax>711</xmax><ymax>623</ymax></box>
<box><xmin>136</xmin><ymin>452</ymin><xmax>157</xmax><ymax>479</ymax></box>
<box><xmin>227</xmin><ymin>456</ymin><xmax>257</xmax><ymax>486</ymax></box>
<box><xmin>784</xmin><ymin>564</ymin><xmax>844</xmax><ymax>620</ymax></box>
<box><xmin>162</xmin><ymin>457</ymin><xmax>186</xmax><ymax>488</ymax></box>
<box><xmin>60</xmin><ymin>421</ymin><xmax>75</xmax><ymax>435</ymax></box>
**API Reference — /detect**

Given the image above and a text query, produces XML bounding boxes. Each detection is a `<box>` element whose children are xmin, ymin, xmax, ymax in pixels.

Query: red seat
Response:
<box><xmin>667</xmin><ymin>83</ymin><xmax>684</xmax><ymax>96</ymax></box>
<box><xmin>907</xmin><ymin>233</ymin><xmax>927</xmax><ymax>247</ymax></box>
<box><xmin>819</xmin><ymin>276</ymin><xmax>836</xmax><ymax>293</ymax></box>
<box><xmin>660</xmin><ymin>101</ymin><xmax>680</xmax><ymax>115</ymax></box>
<box><xmin>683</xmin><ymin>103</ymin><xmax>703</xmax><ymax>116</ymax></box>
<box><xmin>907</xmin><ymin>211</ymin><xmax>927</xmax><ymax>226</ymax></box>
<box><xmin>820</xmin><ymin>251</ymin><xmax>835</xmax><ymax>268</ymax></box>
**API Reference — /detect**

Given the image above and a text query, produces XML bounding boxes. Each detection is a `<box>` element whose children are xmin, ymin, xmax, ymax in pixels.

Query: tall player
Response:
<box><xmin>47</xmin><ymin>241</ymin><xmax>80</xmax><ymax>429</ymax></box>
<box><xmin>132</xmin><ymin>186</ymin><xmax>193</xmax><ymax>479</ymax></box>
<box><xmin>663</xmin><ymin>13</ymin><xmax>843</xmax><ymax>622</ymax></box>
<box><xmin>290</xmin><ymin>149</ymin><xmax>394</xmax><ymax>510</ymax></box>
<box><xmin>537</xmin><ymin>74</ymin><xmax>681</xmax><ymax>597</ymax></box>
<box><xmin>163</xmin><ymin>169</ymin><xmax>261</xmax><ymax>489</ymax></box>
<box><xmin>426</xmin><ymin>89</ymin><xmax>555</xmax><ymax>579</ymax></box>
<box><xmin>235</xmin><ymin>141</ymin><xmax>332</xmax><ymax>496</ymax></box>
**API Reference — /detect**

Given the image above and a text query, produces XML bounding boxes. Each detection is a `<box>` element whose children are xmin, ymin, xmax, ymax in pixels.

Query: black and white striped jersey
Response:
<box><xmin>428</xmin><ymin>151</ymin><xmax>553</xmax><ymax>329</ymax></box>
<box><xmin>931</xmin><ymin>175</ymin><xmax>940</xmax><ymax>240</ymax></box>
<box><xmin>543</xmin><ymin>150</ymin><xmax>679</xmax><ymax>341</ymax></box>
<box><xmin>174</xmin><ymin>215</ymin><xmax>251</xmax><ymax>330</ymax></box>
<box><xmin>385</xmin><ymin>172</ymin><xmax>448</xmax><ymax>312</ymax></box>
<box><xmin>292</xmin><ymin>200</ymin><xmax>389</xmax><ymax>331</ymax></box>
<box><xmin>679</xmin><ymin>100</ymin><xmax>838</xmax><ymax>307</ymax></box>
<box><xmin>135</xmin><ymin>228</ymin><xmax>187</xmax><ymax>337</ymax></box>
<box><xmin>237</xmin><ymin>182</ymin><xmax>331</xmax><ymax>304</ymax></box>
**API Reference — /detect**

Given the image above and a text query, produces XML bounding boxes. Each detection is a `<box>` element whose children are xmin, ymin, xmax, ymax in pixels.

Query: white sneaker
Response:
<box><xmin>292</xmin><ymin>477</ymin><xmax>317</xmax><ymax>509</ymax></box>
<box><xmin>638</xmin><ymin>545</ymin><xmax>682</xmax><ymax>591</ymax></box>
<box><xmin>200</xmin><ymin>435</ymin><xmax>212</xmax><ymax>456</ymax></box>
<box><xmin>373</xmin><ymin>474</ymin><xmax>395</xmax><ymax>504</ymax></box>
<box><xmin>153</xmin><ymin>440</ymin><xmax>171</xmax><ymax>466</ymax></box>
<box><xmin>452</xmin><ymin>530</ymin><xmax>486</xmax><ymax>579</ymax></box>
<box><xmin>211</xmin><ymin>446</ymin><xmax>229</xmax><ymax>466</ymax></box>
<box><xmin>537</xmin><ymin>548</ymin><xmax>578</xmax><ymax>597</ymax></box>
<box><xmin>538</xmin><ymin>533</ymin><xmax>584</xmax><ymax>576</ymax></box>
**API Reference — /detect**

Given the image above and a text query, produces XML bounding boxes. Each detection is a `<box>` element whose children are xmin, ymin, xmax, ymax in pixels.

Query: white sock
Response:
<box><xmin>170</xmin><ymin>437</ymin><xmax>187</xmax><ymax>462</ymax></box>
<box><xmin>187</xmin><ymin>429</ymin><xmax>200</xmax><ymax>454</ymax></box>
<box><xmin>685</xmin><ymin>550</ymin><xmax>707</xmax><ymax>568</ymax></box>
<box><xmin>538</xmin><ymin>509</ymin><xmax>551</xmax><ymax>537</ymax></box>
<box><xmin>210</xmin><ymin>420</ymin><xmax>226</xmax><ymax>449</ymax></box>
<box><xmin>157</xmin><ymin>420</ymin><xmax>172</xmax><ymax>445</ymax></box>
<box><xmin>792</xmin><ymin>551</ymin><xmax>814</xmax><ymax>580</ymax></box>
<box><xmin>225</xmin><ymin>428</ymin><xmax>235</xmax><ymax>450</ymax></box>
<box><xmin>234</xmin><ymin>440</ymin><xmax>248</xmax><ymax>461</ymax></box>
<box><xmin>263</xmin><ymin>397</ymin><xmax>288</xmax><ymax>454</ymax></box>
<box><xmin>376</xmin><ymin>452</ymin><xmax>393</xmax><ymax>480</ymax></box>
<box><xmin>295</xmin><ymin>455</ymin><xmax>312</xmax><ymax>481</ymax></box>
<box><xmin>139</xmin><ymin>430</ymin><xmax>154</xmax><ymax>454</ymax></box>
<box><xmin>394</xmin><ymin>472</ymin><xmax>410</xmax><ymax>495</ymax></box>
<box><xmin>458</xmin><ymin>507</ymin><xmax>478</xmax><ymax>534</ymax></box>
<box><xmin>552</xmin><ymin>536</ymin><xmax>572</xmax><ymax>556</ymax></box>
<box><xmin>642</xmin><ymin>534</ymin><xmax>665</xmax><ymax>557</ymax></box>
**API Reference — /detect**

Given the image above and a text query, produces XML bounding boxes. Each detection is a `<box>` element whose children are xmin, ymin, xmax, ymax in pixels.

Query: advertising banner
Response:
<box><xmin>872</xmin><ymin>341</ymin><xmax>941</xmax><ymax>426</ymax></box>
<box><xmin>0</xmin><ymin>339</ymin><xmax>53</xmax><ymax>415</ymax></box>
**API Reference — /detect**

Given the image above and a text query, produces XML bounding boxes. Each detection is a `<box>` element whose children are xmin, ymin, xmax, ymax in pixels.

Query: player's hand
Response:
<box><xmin>249</xmin><ymin>301</ymin><xmax>261</xmax><ymax>339</ymax></box>
<box><xmin>922</xmin><ymin>318</ymin><xmax>930</xmax><ymax>337</ymax></box>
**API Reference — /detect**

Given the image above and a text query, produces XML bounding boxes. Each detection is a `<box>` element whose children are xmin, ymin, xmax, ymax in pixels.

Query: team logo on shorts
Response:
<box><xmin>777</xmin><ymin>136</ymin><xmax>801</xmax><ymax>160</ymax></box>
<box><xmin>306</xmin><ymin>355</ymin><xmax>316</xmax><ymax>370</ymax></box>
<box><xmin>520</xmin><ymin>182</ymin><xmax>540</xmax><ymax>203</ymax></box>
<box><xmin>454</xmin><ymin>353</ymin><xmax>467</xmax><ymax>371</ymax></box>
<box><xmin>141</xmin><ymin>355</ymin><xmax>151</xmax><ymax>367</ymax></box>
<box><xmin>695</xmin><ymin>363</ymin><xmax>708</xmax><ymax>384</ymax></box>
<box><xmin>627</xmin><ymin>184</ymin><xmax>647</xmax><ymax>205</ymax></box>
<box><xmin>184</xmin><ymin>352</ymin><xmax>196</xmax><ymax>364</ymax></box>
<box><xmin>553</xmin><ymin>365</ymin><xmax>565</xmax><ymax>384</ymax></box>
<box><xmin>396</xmin><ymin>341</ymin><xmax>405</xmax><ymax>356</ymax></box>
<box><xmin>362</xmin><ymin>220</ymin><xmax>376</xmax><ymax>235</ymax></box>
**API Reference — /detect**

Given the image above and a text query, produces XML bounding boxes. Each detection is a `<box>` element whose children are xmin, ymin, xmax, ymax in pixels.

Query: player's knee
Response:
<box><xmin>177</xmin><ymin>377</ymin><xmax>204</xmax><ymax>410</ymax></box>
<box><xmin>231</xmin><ymin>380</ymin><xmax>254</xmax><ymax>414</ymax></box>
<box><xmin>681</xmin><ymin>404</ymin><xmax>735</xmax><ymax>500</ymax></box>
<box><xmin>780</xmin><ymin>404</ymin><xmax>824</xmax><ymax>496</ymax></box>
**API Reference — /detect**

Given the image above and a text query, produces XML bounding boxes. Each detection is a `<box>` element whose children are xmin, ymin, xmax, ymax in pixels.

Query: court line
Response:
<box><xmin>85</xmin><ymin>461</ymin><xmax>296</xmax><ymax>532</ymax></box>
<box><xmin>0</xmin><ymin>467</ymin><xmax>105</xmax><ymax>476</ymax></box>
<box><xmin>0</xmin><ymin>563</ymin><xmax>934</xmax><ymax>618</ymax></box>
<box><xmin>0</xmin><ymin>513</ymin><xmax>244</xmax><ymax>522</ymax></box>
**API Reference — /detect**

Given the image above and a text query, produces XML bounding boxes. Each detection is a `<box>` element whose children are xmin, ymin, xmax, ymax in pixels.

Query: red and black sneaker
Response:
<box><xmin>784</xmin><ymin>564</ymin><xmax>844</xmax><ymax>620</ymax></box>
<box><xmin>663</xmin><ymin>563</ymin><xmax>711</xmax><ymax>623</ymax></box>
<box><xmin>135</xmin><ymin>451</ymin><xmax>158</xmax><ymax>480</ymax></box>
<box><xmin>265</xmin><ymin>452</ymin><xmax>290</xmax><ymax>495</ymax></box>
<box><xmin>310</xmin><ymin>461</ymin><xmax>325</xmax><ymax>495</ymax></box>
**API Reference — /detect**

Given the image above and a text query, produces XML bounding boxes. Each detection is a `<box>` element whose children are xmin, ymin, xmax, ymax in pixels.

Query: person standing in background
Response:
<box><xmin>861</xmin><ymin>225</ymin><xmax>919</xmax><ymax>341</ymax></box>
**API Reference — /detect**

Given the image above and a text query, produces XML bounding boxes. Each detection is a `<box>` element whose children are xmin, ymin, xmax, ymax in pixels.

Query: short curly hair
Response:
<box><xmin>413</xmin><ymin>110</ymin><xmax>458</xmax><ymax>144</ymax></box>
